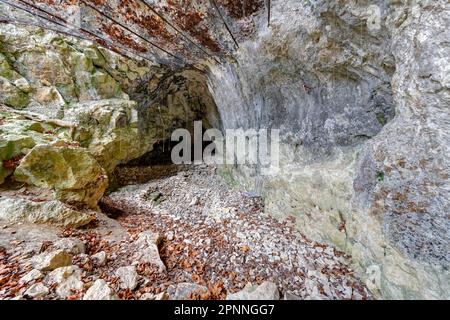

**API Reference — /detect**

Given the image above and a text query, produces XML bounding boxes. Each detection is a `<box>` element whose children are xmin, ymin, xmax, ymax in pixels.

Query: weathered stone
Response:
<box><xmin>115</xmin><ymin>266</ymin><xmax>139</xmax><ymax>290</ymax></box>
<box><xmin>283</xmin><ymin>292</ymin><xmax>302</xmax><ymax>300</ymax></box>
<box><xmin>46</xmin><ymin>265</ymin><xmax>81</xmax><ymax>285</ymax></box>
<box><xmin>83</xmin><ymin>279</ymin><xmax>118</xmax><ymax>300</ymax></box>
<box><xmin>0</xmin><ymin>109</ymin><xmax>49</xmax><ymax>184</ymax></box>
<box><xmin>0</xmin><ymin>23</ymin><xmax>133</xmax><ymax>109</ymax></box>
<box><xmin>0</xmin><ymin>106</ymin><xmax>69</xmax><ymax>183</ymax></box>
<box><xmin>189</xmin><ymin>196</ymin><xmax>199</xmax><ymax>207</ymax></box>
<box><xmin>19</xmin><ymin>269</ymin><xmax>44</xmax><ymax>284</ymax></box>
<box><xmin>64</xmin><ymin>99</ymin><xmax>144</xmax><ymax>174</ymax></box>
<box><xmin>29</xmin><ymin>250</ymin><xmax>72</xmax><ymax>271</ymax></box>
<box><xmin>139</xmin><ymin>292</ymin><xmax>169</xmax><ymax>300</ymax></box>
<box><xmin>77</xmin><ymin>253</ymin><xmax>90</xmax><ymax>265</ymax></box>
<box><xmin>227</xmin><ymin>282</ymin><xmax>280</xmax><ymax>300</ymax></box>
<box><xmin>304</xmin><ymin>279</ymin><xmax>328</xmax><ymax>300</ymax></box>
<box><xmin>0</xmin><ymin>76</ymin><xmax>29</xmax><ymax>109</ymax></box>
<box><xmin>55</xmin><ymin>276</ymin><xmax>84</xmax><ymax>299</ymax></box>
<box><xmin>0</xmin><ymin>23</ymin><xmax>159</xmax><ymax>184</ymax></box>
<box><xmin>167</xmin><ymin>283</ymin><xmax>208</xmax><ymax>300</ymax></box>
<box><xmin>46</xmin><ymin>266</ymin><xmax>83</xmax><ymax>299</ymax></box>
<box><xmin>13</xmin><ymin>78</ymin><xmax>31</xmax><ymax>93</ymax></box>
<box><xmin>33</xmin><ymin>86</ymin><xmax>65</xmax><ymax>110</ymax></box>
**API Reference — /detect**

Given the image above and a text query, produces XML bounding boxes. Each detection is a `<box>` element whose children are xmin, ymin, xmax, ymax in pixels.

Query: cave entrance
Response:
<box><xmin>111</xmin><ymin>69</ymin><xmax>221</xmax><ymax>187</ymax></box>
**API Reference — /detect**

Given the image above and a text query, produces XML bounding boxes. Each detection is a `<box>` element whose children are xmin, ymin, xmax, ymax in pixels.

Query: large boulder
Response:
<box><xmin>0</xmin><ymin>24</ymin><xmax>131</xmax><ymax>113</ymax></box>
<box><xmin>14</xmin><ymin>145</ymin><xmax>108</xmax><ymax>209</ymax></box>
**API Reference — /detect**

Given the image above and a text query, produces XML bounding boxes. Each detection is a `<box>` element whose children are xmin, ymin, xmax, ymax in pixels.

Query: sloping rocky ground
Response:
<box><xmin>0</xmin><ymin>164</ymin><xmax>370</xmax><ymax>300</ymax></box>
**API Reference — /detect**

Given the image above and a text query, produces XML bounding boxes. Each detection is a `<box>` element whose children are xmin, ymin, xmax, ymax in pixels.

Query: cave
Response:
<box><xmin>0</xmin><ymin>0</ymin><xmax>448</xmax><ymax>301</ymax></box>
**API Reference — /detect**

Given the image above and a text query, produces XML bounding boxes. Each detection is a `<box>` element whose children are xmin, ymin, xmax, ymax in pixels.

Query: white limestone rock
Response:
<box><xmin>19</xmin><ymin>269</ymin><xmax>44</xmax><ymax>285</ymax></box>
<box><xmin>91</xmin><ymin>251</ymin><xmax>107</xmax><ymax>266</ymax></box>
<box><xmin>167</xmin><ymin>282</ymin><xmax>208</xmax><ymax>300</ymax></box>
<box><xmin>115</xmin><ymin>266</ymin><xmax>139</xmax><ymax>291</ymax></box>
<box><xmin>29</xmin><ymin>250</ymin><xmax>72</xmax><ymax>271</ymax></box>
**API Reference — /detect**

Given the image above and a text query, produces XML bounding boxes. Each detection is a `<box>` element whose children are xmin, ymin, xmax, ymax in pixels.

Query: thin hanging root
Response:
<box><xmin>267</xmin><ymin>0</ymin><xmax>271</xmax><ymax>27</ymax></box>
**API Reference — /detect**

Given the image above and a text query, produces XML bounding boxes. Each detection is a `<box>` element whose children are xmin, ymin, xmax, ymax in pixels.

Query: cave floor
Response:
<box><xmin>0</xmin><ymin>165</ymin><xmax>371</xmax><ymax>300</ymax></box>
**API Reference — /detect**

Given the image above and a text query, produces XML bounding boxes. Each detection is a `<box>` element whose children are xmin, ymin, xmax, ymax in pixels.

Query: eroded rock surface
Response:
<box><xmin>83</xmin><ymin>279</ymin><xmax>118</xmax><ymax>301</ymax></box>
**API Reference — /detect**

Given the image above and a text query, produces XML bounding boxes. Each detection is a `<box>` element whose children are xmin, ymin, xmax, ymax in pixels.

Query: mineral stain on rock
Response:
<box><xmin>0</xmin><ymin>0</ymin><xmax>448</xmax><ymax>301</ymax></box>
